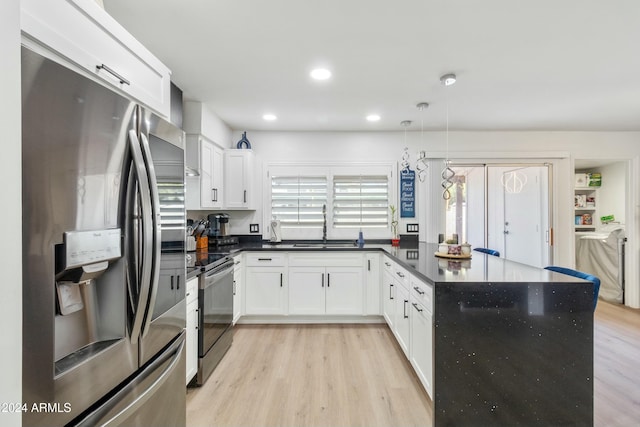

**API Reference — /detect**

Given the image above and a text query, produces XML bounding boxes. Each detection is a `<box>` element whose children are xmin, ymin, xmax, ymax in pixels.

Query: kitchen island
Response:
<box><xmin>410</xmin><ymin>245</ymin><xmax>593</xmax><ymax>427</ymax></box>
<box><xmin>194</xmin><ymin>241</ymin><xmax>594</xmax><ymax>427</ymax></box>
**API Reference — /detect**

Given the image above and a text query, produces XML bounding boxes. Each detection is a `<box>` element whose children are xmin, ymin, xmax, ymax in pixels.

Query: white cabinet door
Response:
<box><xmin>21</xmin><ymin>0</ymin><xmax>171</xmax><ymax>118</ymax></box>
<box><xmin>211</xmin><ymin>145</ymin><xmax>224</xmax><ymax>208</ymax></box>
<box><xmin>198</xmin><ymin>139</ymin><xmax>224</xmax><ymax>209</ymax></box>
<box><xmin>199</xmin><ymin>140</ymin><xmax>214</xmax><ymax>208</ymax></box>
<box><xmin>288</xmin><ymin>267</ymin><xmax>325</xmax><ymax>314</ymax></box>
<box><xmin>410</xmin><ymin>300</ymin><xmax>433</xmax><ymax>398</ymax></box>
<box><xmin>365</xmin><ymin>253</ymin><xmax>381</xmax><ymax>315</ymax></box>
<box><xmin>224</xmin><ymin>150</ymin><xmax>254</xmax><ymax>209</ymax></box>
<box><xmin>187</xmin><ymin>136</ymin><xmax>224</xmax><ymax>210</ymax></box>
<box><xmin>325</xmin><ymin>267</ymin><xmax>363</xmax><ymax>315</ymax></box>
<box><xmin>185</xmin><ymin>298</ymin><xmax>198</xmax><ymax>385</ymax></box>
<box><xmin>394</xmin><ymin>282</ymin><xmax>410</xmax><ymax>356</ymax></box>
<box><xmin>382</xmin><ymin>269</ymin><xmax>396</xmax><ymax>328</ymax></box>
<box><xmin>233</xmin><ymin>257</ymin><xmax>243</xmax><ymax>324</ymax></box>
<box><xmin>185</xmin><ymin>276</ymin><xmax>199</xmax><ymax>384</ymax></box>
<box><xmin>245</xmin><ymin>267</ymin><xmax>285</xmax><ymax>315</ymax></box>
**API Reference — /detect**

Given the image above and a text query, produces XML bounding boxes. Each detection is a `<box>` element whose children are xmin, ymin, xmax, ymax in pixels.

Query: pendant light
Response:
<box><xmin>440</xmin><ymin>73</ymin><xmax>456</xmax><ymax>200</ymax></box>
<box><xmin>415</xmin><ymin>103</ymin><xmax>429</xmax><ymax>182</ymax></box>
<box><xmin>400</xmin><ymin>120</ymin><xmax>412</xmax><ymax>171</ymax></box>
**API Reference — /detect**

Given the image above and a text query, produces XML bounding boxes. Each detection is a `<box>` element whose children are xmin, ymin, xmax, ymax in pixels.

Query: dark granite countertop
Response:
<box><xmin>194</xmin><ymin>241</ymin><xmax>586</xmax><ymax>287</ymax></box>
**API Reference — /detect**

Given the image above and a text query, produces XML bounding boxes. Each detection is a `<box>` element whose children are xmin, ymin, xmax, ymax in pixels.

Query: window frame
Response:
<box><xmin>265</xmin><ymin>163</ymin><xmax>395</xmax><ymax>240</ymax></box>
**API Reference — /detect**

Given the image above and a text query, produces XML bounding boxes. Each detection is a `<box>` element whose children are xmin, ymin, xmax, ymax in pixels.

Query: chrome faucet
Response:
<box><xmin>322</xmin><ymin>203</ymin><xmax>327</xmax><ymax>243</ymax></box>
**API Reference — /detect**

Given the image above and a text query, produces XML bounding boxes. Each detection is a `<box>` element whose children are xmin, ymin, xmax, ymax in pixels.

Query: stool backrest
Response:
<box><xmin>473</xmin><ymin>247</ymin><xmax>500</xmax><ymax>257</ymax></box>
<box><xmin>544</xmin><ymin>266</ymin><xmax>600</xmax><ymax>310</ymax></box>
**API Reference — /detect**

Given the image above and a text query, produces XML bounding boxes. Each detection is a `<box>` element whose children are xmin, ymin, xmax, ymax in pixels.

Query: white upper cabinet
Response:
<box><xmin>224</xmin><ymin>149</ymin><xmax>256</xmax><ymax>210</ymax></box>
<box><xmin>21</xmin><ymin>0</ymin><xmax>171</xmax><ymax>118</ymax></box>
<box><xmin>185</xmin><ymin>135</ymin><xmax>224</xmax><ymax>210</ymax></box>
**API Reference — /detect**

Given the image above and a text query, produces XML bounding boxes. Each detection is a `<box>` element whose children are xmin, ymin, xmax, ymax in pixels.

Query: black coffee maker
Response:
<box><xmin>207</xmin><ymin>213</ymin><xmax>237</xmax><ymax>246</ymax></box>
<box><xmin>208</xmin><ymin>213</ymin><xmax>229</xmax><ymax>237</ymax></box>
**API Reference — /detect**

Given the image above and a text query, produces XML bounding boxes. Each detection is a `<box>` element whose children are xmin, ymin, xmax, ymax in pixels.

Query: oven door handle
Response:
<box><xmin>202</xmin><ymin>266</ymin><xmax>234</xmax><ymax>290</ymax></box>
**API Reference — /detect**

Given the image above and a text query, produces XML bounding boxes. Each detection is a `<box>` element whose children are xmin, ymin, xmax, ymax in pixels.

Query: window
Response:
<box><xmin>271</xmin><ymin>175</ymin><xmax>327</xmax><ymax>227</ymax></box>
<box><xmin>333</xmin><ymin>175</ymin><xmax>389</xmax><ymax>228</ymax></box>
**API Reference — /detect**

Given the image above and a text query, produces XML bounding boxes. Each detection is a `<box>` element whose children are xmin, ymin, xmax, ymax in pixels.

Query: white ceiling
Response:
<box><xmin>104</xmin><ymin>0</ymin><xmax>640</xmax><ymax>132</ymax></box>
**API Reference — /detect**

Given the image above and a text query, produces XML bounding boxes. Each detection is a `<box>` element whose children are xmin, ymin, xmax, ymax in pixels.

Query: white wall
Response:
<box><xmin>183</xmin><ymin>101</ymin><xmax>233</xmax><ymax>148</ymax></box>
<box><xmin>231</xmin><ymin>129</ymin><xmax>640</xmax><ymax>308</ymax></box>
<box><xmin>592</xmin><ymin>162</ymin><xmax>627</xmax><ymax>227</ymax></box>
<box><xmin>1</xmin><ymin>1</ymin><xmax>22</xmax><ymax>426</ymax></box>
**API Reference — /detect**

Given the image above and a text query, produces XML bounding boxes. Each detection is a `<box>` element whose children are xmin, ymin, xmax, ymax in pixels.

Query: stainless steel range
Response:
<box><xmin>195</xmin><ymin>255</ymin><xmax>234</xmax><ymax>385</ymax></box>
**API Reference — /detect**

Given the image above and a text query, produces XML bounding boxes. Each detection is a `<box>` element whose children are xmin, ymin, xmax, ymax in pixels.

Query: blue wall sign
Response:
<box><xmin>400</xmin><ymin>168</ymin><xmax>415</xmax><ymax>218</ymax></box>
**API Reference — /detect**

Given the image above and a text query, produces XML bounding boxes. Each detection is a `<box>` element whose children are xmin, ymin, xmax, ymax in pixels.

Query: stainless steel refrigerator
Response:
<box><xmin>21</xmin><ymin>46</ymin><xmax>187</xmax><ymax>427</ymax></box>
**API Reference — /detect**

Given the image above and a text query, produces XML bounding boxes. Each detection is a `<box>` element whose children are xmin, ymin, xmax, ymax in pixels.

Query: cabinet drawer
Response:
<box><xmin>393</xmin><ymin>264</ymin><xmax>410</xmax><ymax>288</ymax></box>
<box><xmin>410</xmin><ymin>276</ymin><xmax>433</xmax><ymax>314</ymax></box>
<box><xmin>382</xmin><ymin>256</ymin><xmax>393</xmax><ymax>274</ymax></box>
<box><xmin>186</xmin><ymin>276</ymin><xmax>199</xmax><ymax>305</ymax></box>
<box><xmin>245</xmin><ymin>252</ymin><xmax>287</xmax><ymax>267</ymax></box>
<box><xmin>289</xmin><ymin>252</ymin><xmax>363</xmax><ymax>267</ymax></box>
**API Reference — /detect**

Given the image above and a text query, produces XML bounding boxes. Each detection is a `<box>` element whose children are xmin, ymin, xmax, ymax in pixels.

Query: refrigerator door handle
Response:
<box><xmin>139</xmin><ymin>132</ymin><xmax>162</xmax><ymax>337</ymax></box>
<box><xmin>128</xmin><ymin>129</ymin><xmax>154</xmax><ymax>342</ymax></box>
<box><xmin>74</xmin><ymin>333</ymin><xmax>185</xmax><ymax>427</ymax></box>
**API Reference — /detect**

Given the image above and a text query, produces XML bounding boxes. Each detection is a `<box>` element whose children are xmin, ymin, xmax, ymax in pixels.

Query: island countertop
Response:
<box><xmin>217</xmin><ymin>240</ymin><xmax>594</xmax><ymax>426</ymax></box>
<box><xmin>214</xmin><ymin>241</ymin><xmax>588</xmax><ymax>287</ymax></box>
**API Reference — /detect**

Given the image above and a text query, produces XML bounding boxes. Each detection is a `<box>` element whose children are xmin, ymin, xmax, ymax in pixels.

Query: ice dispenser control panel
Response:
<box><xmin>63</xmin><ymin>229</ymin><xmax>122</xmax><ymax>270</ymax></box>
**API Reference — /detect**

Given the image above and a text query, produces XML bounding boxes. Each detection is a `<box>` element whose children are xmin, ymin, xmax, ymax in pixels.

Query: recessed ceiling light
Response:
<box><xmin>310</xmin><ymin>68</ymin><xmax>332</xmax><ymax>80</ymax></box>
<box><xmin>440</xmin><ymin>73</ymin><xmax>457</xmax><ymax>86</ymax></box>
<box><xmin>263</xmin><ymin>114</ymin><xmax>277</xmax><ymax>121</ymax></box>
<box><xmin>366</xmin><ymin>114</ymin><xmax>381</xmax><ymax>122</ymax></box>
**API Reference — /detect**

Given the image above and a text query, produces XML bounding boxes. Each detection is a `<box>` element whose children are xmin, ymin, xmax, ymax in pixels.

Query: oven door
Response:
<box><xmin>198</xmin><ymin>259</ymin><xmax>234</xmax><ymax>357</ymax></box>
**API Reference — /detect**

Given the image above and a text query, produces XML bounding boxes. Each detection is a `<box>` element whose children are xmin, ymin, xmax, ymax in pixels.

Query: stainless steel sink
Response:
<box><xmin>292</xmin><ymin>242</ymin><xmax>357</xmax><ymax>248</ymax></box>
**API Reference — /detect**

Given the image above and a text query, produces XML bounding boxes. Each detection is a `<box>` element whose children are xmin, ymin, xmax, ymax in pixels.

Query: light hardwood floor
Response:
<box><xmin>187</xmin><ymin>301</ymin><xmax>640</xmax><ymax>427</ymax></box>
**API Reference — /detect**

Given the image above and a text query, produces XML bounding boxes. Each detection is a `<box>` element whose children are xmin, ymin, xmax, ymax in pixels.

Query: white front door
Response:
<box><xmin>498</xmin><ymin>166</ymin><xmax>550</xmax><ymax>268</ymax></box>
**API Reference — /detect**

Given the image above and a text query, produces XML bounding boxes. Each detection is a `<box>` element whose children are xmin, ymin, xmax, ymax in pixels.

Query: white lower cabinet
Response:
<box><xmin>409</xmin><ymin>275</ymin><xmax>434</xmax><ymax>399</ymax></box>
<box><xmin>394</xmin><ymin>281</ymin><xmax>410</xmax><ymax>357</ymax></box>
<box><xmin>185</xmin><ymin>276</ymin><xmax>199</xmax><ymax>385</ymax></box>
<box><xmin>232</xmin><ymin>255</ymin><xmax>243</xmax><ymax>324</ymax></box>
<box><xmin>288</xmin><ymin>267</ymin><xmax>325</xmax><ymax>314</ymax></box>
<box><xmin>365</xmin><ymin>253</ymin><xmax>381</xmax><ymax>315</ymax></box>
<box><xmin>244</xmin><ymin>253</ymin><xmax>287</xmax><ymax>315</ymax></box>
<box><xmin>410</xmin><ymin>298</ymin><xmax>433</xmax><ymax>398</ymax></box>
<box><xmin>325</xmin><ymin>267</ymin><xmax>363</xmax><ymax>314</ymax></box>
<box><xmin>382</xmin><ymin>269</ymin><xmax>396</xmax><ymax>328</ymax></box>
<box><xmin>245</xmin><ymin>267</ymin><xmax>286</xmax><ymax>315</ymax></box>
<box><xmin>287</xmin><ymin>253</ymin><xmax>364</xmax><ymax>316</ymax></box>
<box><xmin>289</xmin><ymin>266</ymin><xmax>364</xmax><ymax>315</ymax></box>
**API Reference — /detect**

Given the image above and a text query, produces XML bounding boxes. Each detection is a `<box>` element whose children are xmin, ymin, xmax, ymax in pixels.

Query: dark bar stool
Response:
<box><xmin>473</xmin><ymin>247</ymin><xmax>500</xmax><ymax>257</ymax></box>
<box><xmin>544</xmin><ymin>266</ymin><xmax>601</xmax><ymax>310</ymax></box>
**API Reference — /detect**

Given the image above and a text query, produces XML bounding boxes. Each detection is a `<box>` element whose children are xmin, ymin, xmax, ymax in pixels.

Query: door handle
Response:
<box><xmin>412</xmin><ymin>302</ymin><xmax>423</xmax><ymax>313</ymax></box>
<box><xmin>127</xmin><ymin>129</ymin><xmax>153</xmax><ymax>342</ymax></box>
<box><xmin>243</xmin><ymin>190</ymin><xmax>247</xmax><ymax>203</ymax></box>
<box><xmin>139</xmin><ymin>133</ymin><xmax>161</xmax><ymax>337</ymax></box>
<box><xmin>403</xmin><ymin>300</ymin><xmax>409</xmax><ymax>319</ymax></box>
<box><xmin>96</xmin><ymin>63</ymin><xmax>130</xmax><ymax>85</ymax></box>
<box><xmin>504</xmin><ymin>230</ymin><xmax>510</xmax><ymax>234</ymax></box>
<box><xmin>367</xmin><ymin>259</ymin><xmax>371</xmax><ymax>271</ymax></box>
<box><xmin>327</xmin><ymin>273</ymin><xmax>330</xmax><ymax>287</ymax></box>
<box><xmin>176</xmin><ymin>276</ymin><xmax>180</xmax><ymax>290</ymax></box>
<box><xmin>321</xmin><ymin>273</ymin><xmax>324</xmax><ymax>287</ymax></box>
<box><xmin>280</xmin><ymin>273</ymin><xmax>283</xmax><ymax>287</ymax></box>
<box><xmin>170</xmin><ymin>276</ymin><xmax>174</xmax><ymax>290</ymax></box>
<box><xmin>389</xmin><ymin>283</ymin><xmax>394</xmax><ymax>300</ymax></box>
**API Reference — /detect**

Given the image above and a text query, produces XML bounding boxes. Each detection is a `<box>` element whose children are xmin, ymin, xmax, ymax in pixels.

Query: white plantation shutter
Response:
<box><xmin>271</xmin><ymin>176</ymin><xmax>327</xmax><ymax>227</ymax></box>
<box><xmin>333</xmin><ymin>175</ymin><xmax>389</xmax><ymax>228</ymax></box>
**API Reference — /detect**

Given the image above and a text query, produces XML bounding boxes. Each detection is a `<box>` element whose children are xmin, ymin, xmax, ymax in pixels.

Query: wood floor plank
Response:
<box><xmin>187</xmin><ymin>324</ymin><xmax>432</xmax><ymax>427</ymax></box>
<box><xmin>187</xmin><ymin>301</ymin><xmax>640</xmax><ymax>427</ymax></box>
